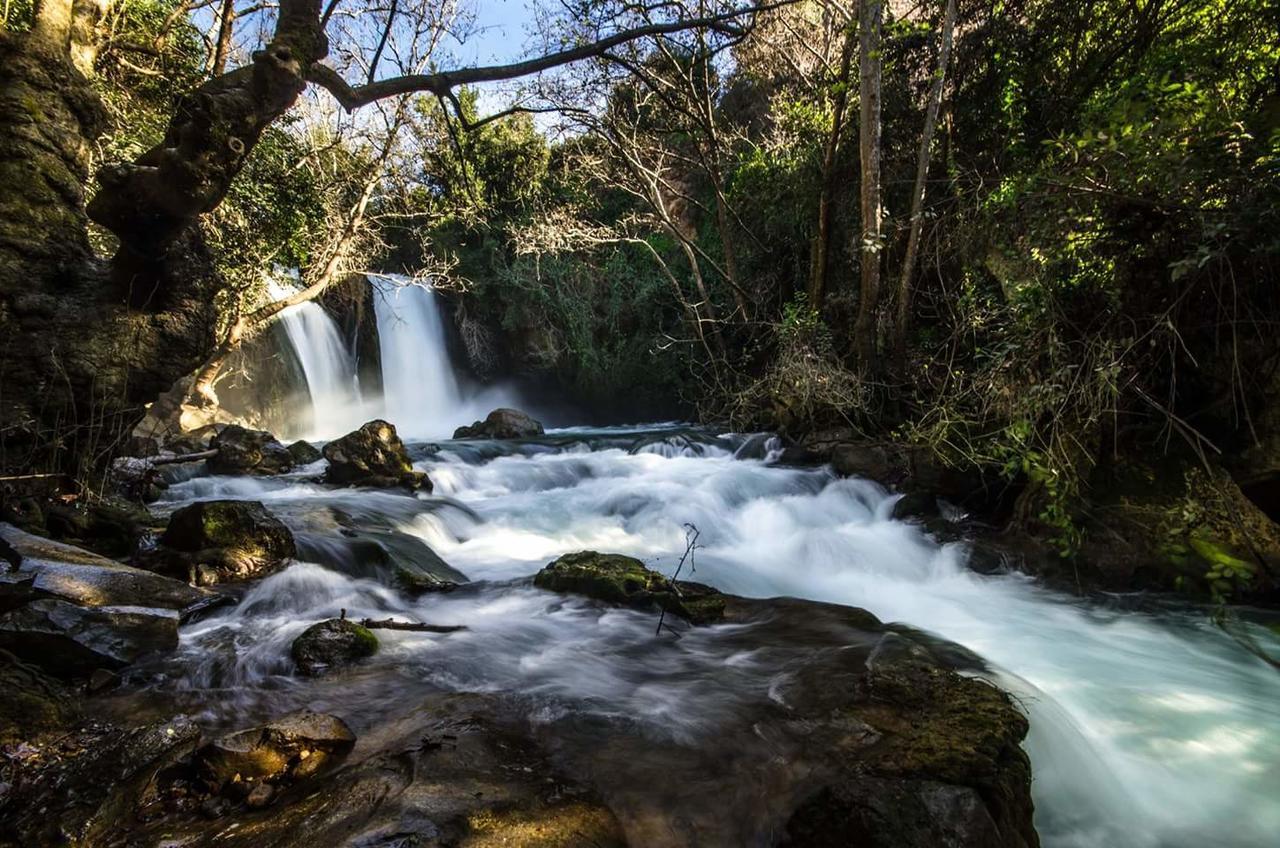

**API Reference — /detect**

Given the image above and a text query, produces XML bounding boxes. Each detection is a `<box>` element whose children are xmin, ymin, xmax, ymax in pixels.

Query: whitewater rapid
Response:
<box><xmin>156</xmin><ymin>427</ymin><xmax>1280</xmax><ymax>848</ymax></box>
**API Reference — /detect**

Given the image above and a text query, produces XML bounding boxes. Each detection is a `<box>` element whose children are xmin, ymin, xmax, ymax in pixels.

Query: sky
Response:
<box><xmin>448</xmin><ymin>0</ymin><xmax>539</xmax><ymax>67</ymax></box>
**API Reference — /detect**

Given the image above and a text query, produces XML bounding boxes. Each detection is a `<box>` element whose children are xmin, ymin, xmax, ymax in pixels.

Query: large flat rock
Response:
<box><xmin>0</xmin><ymin>522</ymin><xmax>211</xmax><ymax>612</ymax></box>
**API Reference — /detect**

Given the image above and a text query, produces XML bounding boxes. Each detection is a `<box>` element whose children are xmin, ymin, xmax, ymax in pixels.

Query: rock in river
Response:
<box><xmin>0</xmin><ymin>523</ymin><xmax>213</xmax><ymax>675</ymax></box>
<box><xmin>196</xmin><ymin>710</ymin><xmax>356</xmax><ymax>791</ymax></box>
<box><xmin>286</xmin><ymin>439</ymin><xmax>323</xmax><ymax>465</ymax></box>
<box><xmin>153</xmin><ymin>500</ymin><xmax>296</xmax><ymax>585</ymax></box>
<box><xmin>534</xmin><ymin>550</ymin><xmax>726</xmax><ymax>625</ymax></box>
<box><xmin>291</xmin><ymin>618</ymin><xmax>379</xmax><ymax>676</ymax></box>
<box><xmin>0</xmin><ymin>598</ymin><xmax>179</xmax><ymax>675</ymax></box>
<box><xmin>207</xmin><ymin>425</ymin><xmax>295</xmax><ymax>475</ymax></box>
<box><xmin>323</xmin><ymin>419</ymin><xmax>430</xmax><ymax>490</ymax></box>
<box><xmin>453</xmin><ymin>407</ymin><xmax>545</xmax><ymax>440</ymax></box>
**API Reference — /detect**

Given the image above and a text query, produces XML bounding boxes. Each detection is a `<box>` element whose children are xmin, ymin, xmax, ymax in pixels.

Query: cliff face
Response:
<box><xmin>0</xmin><ymin>36</ymin><xmax>223</xmax><ymax>476</ymax></box>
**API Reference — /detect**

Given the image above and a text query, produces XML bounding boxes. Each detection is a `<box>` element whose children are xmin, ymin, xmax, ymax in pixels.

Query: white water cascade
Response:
<box><xmin>266</xmin><ymin>275</ymin><xmax>523</xmax><ymax>440</ymax></box>
<box><xmin>267</xmin><ymin>280</ymin><xmax>373</xmax><ymax>440</ymax></box>
<box><xmin>370</xmin><ymin>274</ymin><xmax>523</xmax><ymax>439</ymax></box>
<box><xmin>159</xmin><ymin>428</ymin><xmax>1280</xmax><ymax>847</ymax></box>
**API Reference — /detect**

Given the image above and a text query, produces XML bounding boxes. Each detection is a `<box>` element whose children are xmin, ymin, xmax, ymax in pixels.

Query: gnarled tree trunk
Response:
<box><xmin>0</xmin><ymin>26</ymin><xmax>221</xmax><ymax>477</ymax></box>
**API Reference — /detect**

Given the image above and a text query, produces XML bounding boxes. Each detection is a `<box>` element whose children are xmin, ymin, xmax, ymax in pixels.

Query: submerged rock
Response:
<box><xmin>153</xmin><ymin>500</ymin><xmax>295</xmax><ymax>585</ymax></box>
<box><xmin>286</xmin><ymin>439</ymin><xmax>323</xmax><ymax>465</ymax></box>
<box><xmin>196</xmin><ymin>710</ymin><xmax>356</xmax><ymax>791</ymax></box>
<box><xmin>208</xmin><ymin>425</ymin><xmax>295</xmax><ymax>476</ymax></box>
<box><xmin>323</xmin><ymin>419</ymin><xmax>430</xmax><ymax>490</ymax></box>
<box><xmin>533</xmin><ymin>550</ymin><xmax>725</xmax><ymax>625</ymax></box>
<box><xmin>453</xmin><ymin>407</ymin><xmax>545</xmax><ymax>440</ymax></box>
<box><xmin>291</xmin><ymin>618</ymin><xmax>379</xmax><ymax>676</ymax></box>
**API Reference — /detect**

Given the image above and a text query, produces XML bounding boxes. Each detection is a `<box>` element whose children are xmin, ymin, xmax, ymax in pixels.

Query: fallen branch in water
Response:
<box><xmin>360</xmin><ymin>617</ymin><xmax>466</xmax><ymax>633</ymax></box>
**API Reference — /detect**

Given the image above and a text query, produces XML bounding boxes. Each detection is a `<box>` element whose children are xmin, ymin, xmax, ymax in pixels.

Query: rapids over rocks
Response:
<box><xmin>86</xmin><ymin>423</ymin><xmax>1276</xmax><ymax>847</ymax></box>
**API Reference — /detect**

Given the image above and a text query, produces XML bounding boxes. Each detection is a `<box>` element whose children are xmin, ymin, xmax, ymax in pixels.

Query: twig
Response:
<box><xmin>360</xmin><ymin>617</ymin><xmax>466</xmax><ymax>633</ymax></box>
<box><xmin>656</xmin><ymin>523</ymin><xmax>701</xmax><ymax>635</ymax></box>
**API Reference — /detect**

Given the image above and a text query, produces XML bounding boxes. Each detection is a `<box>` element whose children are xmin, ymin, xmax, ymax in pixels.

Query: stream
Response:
<box><xmin>144</xmin><ymin>426</ymin><xmax>1280</xmax><ymax>848</ymax></box>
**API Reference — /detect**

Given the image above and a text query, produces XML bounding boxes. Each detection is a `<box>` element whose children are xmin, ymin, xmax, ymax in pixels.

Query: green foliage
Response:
<box><xmin>0</xmin><ymin>0</ymin><xmax>34</xmax><ymax>32</ymax></box>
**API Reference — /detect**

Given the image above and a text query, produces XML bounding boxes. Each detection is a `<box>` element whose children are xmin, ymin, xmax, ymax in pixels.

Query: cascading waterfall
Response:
<box><xmin>267</xmin><ymin>280</ymin><xmax>373</xmax><ymax>440</ymax></box>
<box><xmin>369</xmin><ymin>274</ymin><xmax>523</xmax><ymax>439</ymax></box>
<box><xmin>266</xmin><ymin>274</ymin><xmax>523</xmax><ymax>440</ymax></box>
<box><xmin>371</xmin><ymin>276</ymin><xmax>466</xmax><ymax>435</ymax></box>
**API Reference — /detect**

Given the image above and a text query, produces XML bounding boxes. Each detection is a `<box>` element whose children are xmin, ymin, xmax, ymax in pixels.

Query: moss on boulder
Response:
<box><xmin>290</xmin><ymin>618</ymin><xmax>379</xmax><ymax>677</ymax></box>
<box><xmin>154</xmin><ymin>500</ymin><xmax>295</xmax><ymax>585</ymax></box>
<box><xmin>533</xmin><ymin>551</ymin><xmax>726</xmax><ymax>625</ymax></box>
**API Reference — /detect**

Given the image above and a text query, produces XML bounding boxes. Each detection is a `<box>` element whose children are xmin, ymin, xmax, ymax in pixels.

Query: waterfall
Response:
<box><xmin>371</xmin><ymin>276</ymin><xmax>465</xmax><ymax>437</ymax></box>
<box><xmin>268</xmin><ymin>280</ymin><xmax>371</xmax><ymax>440</ymax></box>
<box><xmin>370</xmin><ymin>275</ymin><xmax>522</xmax><ymax>439</ymax></box>
<box><xmin>263</xmin><ymin>274</ymin><xmax>524</xmax><ymax>441</ymax></box>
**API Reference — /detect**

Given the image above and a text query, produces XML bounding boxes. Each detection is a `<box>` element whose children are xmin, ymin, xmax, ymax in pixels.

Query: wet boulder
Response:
<box><xmin>453</xmin><ymin>407</ymin><xmax>544</xmax><ymax>440</ymax></box>
<box><xmin>196</xmin><ymin>710</ymin><xmax>356</xmax><ymax>792</ymax></box>
<box><xmin>154</xmin><ymin>500</ymin><xmax>296</xmax><ymax>585</ymax></box>
<box><xmin>1</xmin><ymin>523</ymin><xmax>211</xmax><ymax>611</ymax></box>
<box><xmin>291</xmin><ymin>618</ymin><xmax>379</xmax><ymax>676</ymax></box>
<box><xmin>534</xmin><ymin>551</ymin><xmax>725</xmax><ymax>625</ymax></box>
<box><xmin>286</xmin><ymin>439</ymin><xmax>323</xmax><ymax>465</ymax></box>
<box><xmin>208</xmin><ymin>425</ymin><xmax>294</xmax><ymax>476</ymax></box>
<box><xmin>323</xmin><ymin>419</ymin><xmax>430</xmax><ymax>490</ymax></box>
<box><xmin>0</xmin><ymin>599</ymin><xmax>179</xmax><ymax>675</ymax></box>
<box><xmin>780</xmin><ymin>634</ymin><xmax>1037</xmax><ymax>848</ymax></box>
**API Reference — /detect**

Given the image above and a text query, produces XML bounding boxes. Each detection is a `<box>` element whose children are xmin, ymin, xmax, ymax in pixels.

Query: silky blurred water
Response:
<box><xmin>159</xmin><ymin>426</ymin><xmax>1280</xmax><ymax>847</ymax></box>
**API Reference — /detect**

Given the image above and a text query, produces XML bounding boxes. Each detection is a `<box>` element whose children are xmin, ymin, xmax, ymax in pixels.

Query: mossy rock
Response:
<box><xmin>290</xmin><ymin>618</ymin><xmax>379</xmax><ymax>676</ymax></box>
<box><xmin>1082</xmin><ymin>456</ymin><xmax>1280</xmax><ymax>602</ymax></box>
<box><xmin>156</xmin><ymin>500</ymin><xmax>296</xmax><ymax>584</ymax></box>
<box><xmin>533</xmin><ymin>551</ymin><xmax>725</xmax><ymax>625</ymax></box>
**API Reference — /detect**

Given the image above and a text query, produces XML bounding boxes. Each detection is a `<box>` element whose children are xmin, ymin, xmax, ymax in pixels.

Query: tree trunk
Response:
<box><xmin>807</xmin><ymin>28</ymin><xmax>855</xmax><ymax>309</ymax></box>
<box><xmin>86</xmin><ymin>0</ymin><xmax>327</xmax><ymax>290</ymax></box>
<box><xmin>893</xmin><ymin>0</ymin><xmax>956</xmax><ymax>366</ymax></box>
<box><xmin>210</xmin><ymin>0</ymin><xmax>237</xmax><ymax>77</ymax></box>
<box><xmin>853</xmin><ymin>0</ymin><xmax>883</xmax><ymax>368</ymax></box>
<box><xmin>0</xmin><ymin>29</ymin><xmax>224</xmax><ymax>478</ymax></box>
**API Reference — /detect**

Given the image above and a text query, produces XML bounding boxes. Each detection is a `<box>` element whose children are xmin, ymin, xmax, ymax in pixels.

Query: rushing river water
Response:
<box><xmin>151</xmin><ymin>425</ymin><xmax>1280</xmax><ymax>848</ymax></box>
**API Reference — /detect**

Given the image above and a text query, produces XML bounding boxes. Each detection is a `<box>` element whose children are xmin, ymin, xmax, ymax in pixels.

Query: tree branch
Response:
<box><xmin>307</xmin><ymin>4</ymin><xmax>765</xmax><ymax>112</ymax></box>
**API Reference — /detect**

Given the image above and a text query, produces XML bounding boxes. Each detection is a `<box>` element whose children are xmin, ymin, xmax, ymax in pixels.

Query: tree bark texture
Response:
<box><xmin>853</xmin><ymin>0</ymin><xmax>882</xmax><ymax>367</ymax></box>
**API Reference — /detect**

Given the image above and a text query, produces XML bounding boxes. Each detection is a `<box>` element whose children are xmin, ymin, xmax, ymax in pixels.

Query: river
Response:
<box><xmin>151</xmin><ymin>425</ymin><xmax>1280</xmax><ymax>848</ymax></box>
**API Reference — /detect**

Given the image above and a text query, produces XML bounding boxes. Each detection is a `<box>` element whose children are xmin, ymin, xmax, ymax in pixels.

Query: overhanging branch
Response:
<box><xmin>306</xmin><ymin>4</ymin><xmax>770</xmax><ymax>112</ymax></box>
